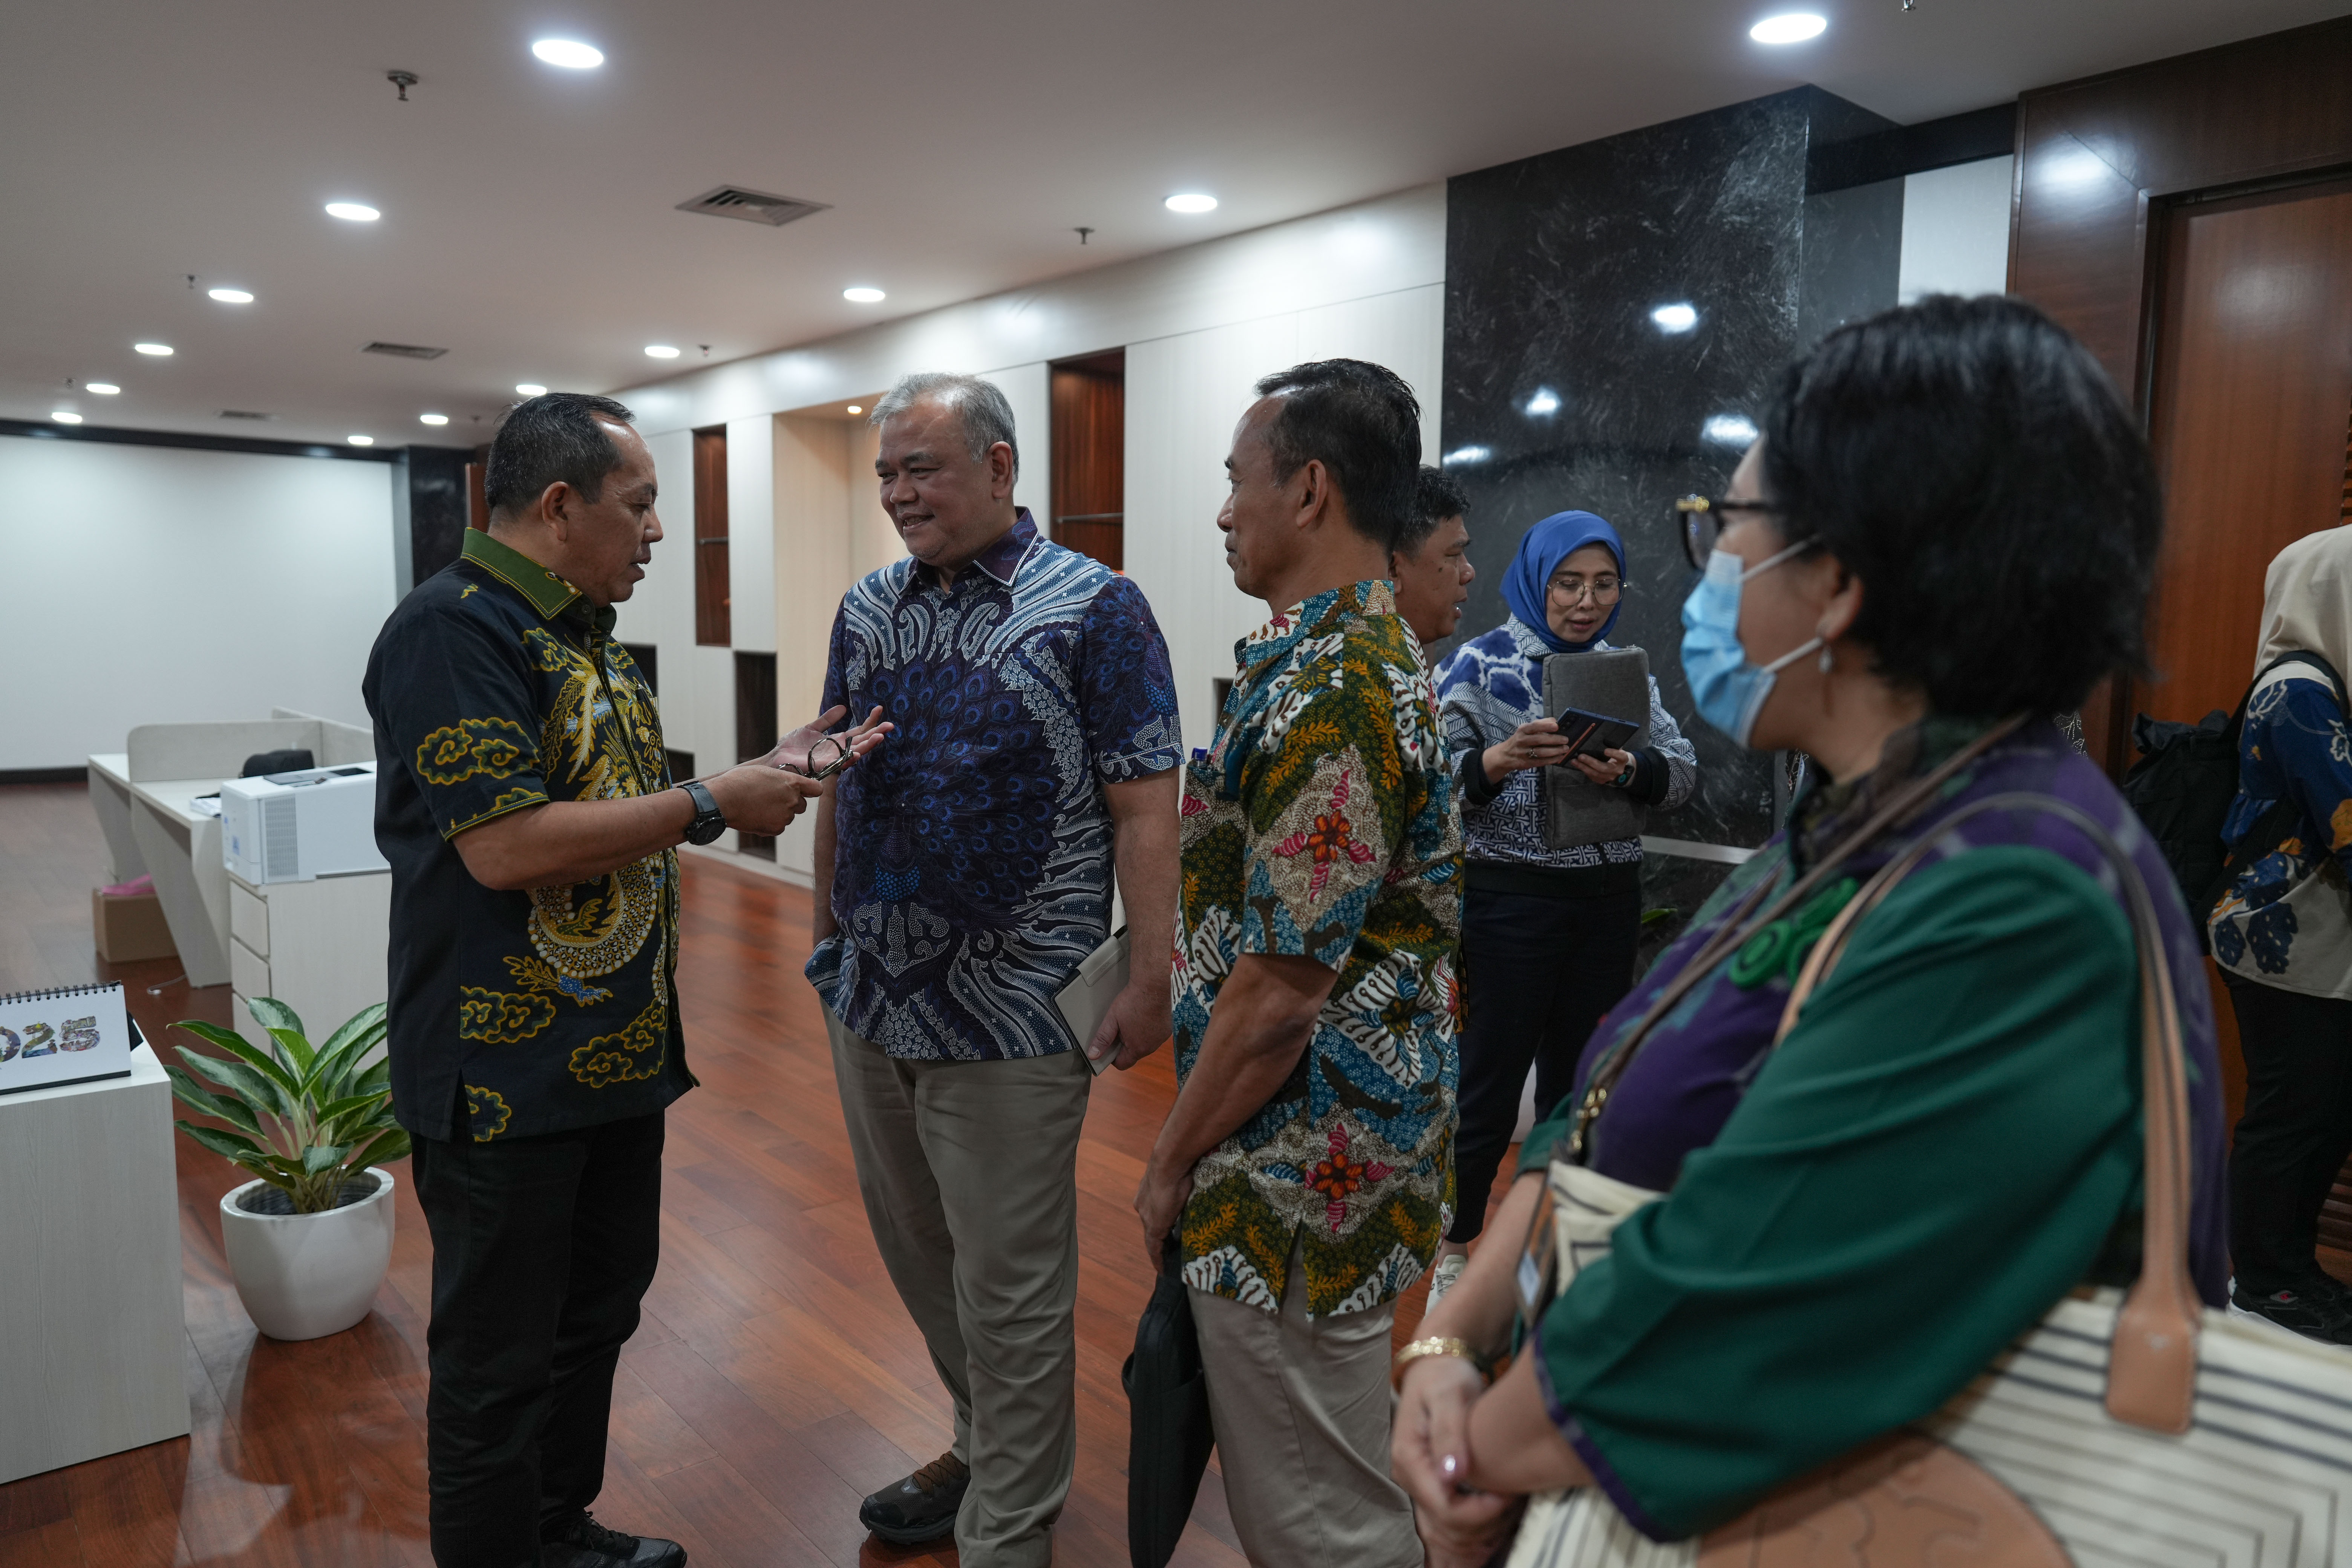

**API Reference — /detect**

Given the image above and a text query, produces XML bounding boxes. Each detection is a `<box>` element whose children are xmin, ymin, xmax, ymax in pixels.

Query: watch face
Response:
<box><xmin>686</xmin><ymin>812</ymin><xmax>726</xmax><ymax>845</ymax></box>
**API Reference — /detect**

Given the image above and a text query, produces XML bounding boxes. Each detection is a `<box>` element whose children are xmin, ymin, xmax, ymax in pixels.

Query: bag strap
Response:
<box><xmin>1558</xmin><ymin>714</ymin><xmax>2027</xmax><ymax>1161</ymax></box>
<box><xmin>1775</xmin><ymin>791</ymin><xmax>2199</xmax><ymax>1435</ymax></box>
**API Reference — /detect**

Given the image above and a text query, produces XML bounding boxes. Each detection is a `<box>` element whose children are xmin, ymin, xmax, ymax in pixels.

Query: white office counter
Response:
<box><xmin>0</xmin><ymin>1043</ymin><xmax>190</xmax><ymax>1483</ymax></box>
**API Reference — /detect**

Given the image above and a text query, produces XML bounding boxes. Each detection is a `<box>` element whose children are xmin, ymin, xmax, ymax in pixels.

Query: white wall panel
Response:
<box><xmin>0</xmin><ymin>439</ymin><xmax>394</xmax><ymax>771</ymax></box>
<box><xmin>1899</xmin><ymin>156</ymin><xmax>2015</xmax><ymax>303</ymax></box>
<box><xmin>726</xmin><ymin>415</ymin><xmax>776</xmax><ymax>655</ymax></box>
<box><xmin>978</xmin><ymin>360</ymin><xmax>1052</xmax><ymax>527</ymax></box>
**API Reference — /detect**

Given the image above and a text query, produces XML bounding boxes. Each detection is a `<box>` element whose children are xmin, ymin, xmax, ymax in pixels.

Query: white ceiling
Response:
<box><xmin>5</xmin><ymin>0</ymin><xmax>2346</xmax><ymax>448</ymax></box>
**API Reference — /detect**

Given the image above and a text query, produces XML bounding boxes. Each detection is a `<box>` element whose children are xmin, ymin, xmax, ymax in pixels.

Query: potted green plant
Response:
<box><xmin>167</xmin><ymin>998</ymin><xmax>409</xmax><ymax>1341</ymax></box>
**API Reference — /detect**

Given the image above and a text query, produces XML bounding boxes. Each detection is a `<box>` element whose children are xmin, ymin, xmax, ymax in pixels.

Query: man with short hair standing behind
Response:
<box><xmin>1391</xmin><ymin>462</ymin><xmax>1477</xmax><ymax>649</ymax></box>
<box><xmin>1136</xmin><ymin>360</ymin><xmax>1461</xmax><ymax>1567</ymax></box>
<box><xmin>808</xmin><ymin>372</ymin><xmax>1182</xmax><ymax>1565</ymax></box>
<box><xmin>366</xmin><ymin>393</ymin><xmax>867</xmax><ymax>1568</ymax></box>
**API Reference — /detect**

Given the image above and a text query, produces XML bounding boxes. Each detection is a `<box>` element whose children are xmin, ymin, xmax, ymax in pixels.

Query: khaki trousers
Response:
<box><xmin>825</xmin><ymin>1012</ymin><xmax>1091</xmax><ymax>1568</ymax></box>
<box><xmin>1191</xmin><ymin>1237</ymin><xmax>1423</xmax><ymax>1568</ymax></box>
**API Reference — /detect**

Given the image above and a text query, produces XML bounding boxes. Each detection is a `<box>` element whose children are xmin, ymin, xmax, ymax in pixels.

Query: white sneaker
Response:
<box><xmin>1426</xmin><ymin>1252</ymin><xmax>1467</xmax><ymax>1307</ymax></box>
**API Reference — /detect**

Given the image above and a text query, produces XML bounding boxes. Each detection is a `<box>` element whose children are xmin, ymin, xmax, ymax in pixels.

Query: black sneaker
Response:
<box><xmin>2231</xmin><ymin>1279</ymin><xmax>2352</xmax><ymax>1345</ymax></box>
<box><xmin>858</xmin><ymin>1451</ymin><xmax>969</xmax><ymax>1545</ymax></box>
<box><xmin>542</xmin><ymin>1511</ymin><xmax>686</xmax><ymax>1568</ymax></box>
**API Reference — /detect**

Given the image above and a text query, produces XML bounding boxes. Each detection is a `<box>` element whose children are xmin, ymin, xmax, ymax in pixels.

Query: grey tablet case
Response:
<box><xmin>1539</xmin><ymin>647</ymin><xmax>1652</xmax><ymax>850</ymax></box>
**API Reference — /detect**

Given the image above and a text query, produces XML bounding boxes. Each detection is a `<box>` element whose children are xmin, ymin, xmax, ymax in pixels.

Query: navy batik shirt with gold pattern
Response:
<box><xmin>363</xmin><ymin>530</ymin><xmax>689</xmax><ymax>1144</ymax></box>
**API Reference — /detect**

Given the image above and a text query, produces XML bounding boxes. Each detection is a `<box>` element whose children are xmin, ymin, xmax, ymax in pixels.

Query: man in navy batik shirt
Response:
<box><xmin>806</xmin><ymin>371</ymin><xmax>1180</xmax><ymax>1566</ymax></box>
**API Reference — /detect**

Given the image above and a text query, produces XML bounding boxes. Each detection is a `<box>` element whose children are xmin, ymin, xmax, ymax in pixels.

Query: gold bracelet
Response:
<box><xmin>1392</xmin><ymin>1336</ymin><xmax>1491</xmax><ymax>1391</ymax></box>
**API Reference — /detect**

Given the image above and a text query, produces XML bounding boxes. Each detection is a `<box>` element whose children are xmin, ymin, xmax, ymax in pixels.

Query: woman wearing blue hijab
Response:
<box><xmin>1426</xmin><ymin>511</ymin><xmax>1697</xmax><ymax>1300</ymax></box>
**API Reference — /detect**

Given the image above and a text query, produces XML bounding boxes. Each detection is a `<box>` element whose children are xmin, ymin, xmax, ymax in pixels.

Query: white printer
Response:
<box><xmin>220</xmin><ymin>763</ymin><xmax>388</xmax><ymax>884</ymax></box>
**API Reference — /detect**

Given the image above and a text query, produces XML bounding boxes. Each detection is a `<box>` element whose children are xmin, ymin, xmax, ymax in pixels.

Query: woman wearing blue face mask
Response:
<box><xmin>1393</xmin><ymin>295</ymin><xmax>2228</xmax><ymax>1568</ymax></box>
<box><xmin>1426</xmin><ymin>513</ymin><xmax>1698</xmax><ymax>1303</ymax></box>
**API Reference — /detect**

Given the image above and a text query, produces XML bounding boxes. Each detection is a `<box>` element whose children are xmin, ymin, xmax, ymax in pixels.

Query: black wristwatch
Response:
<box><xmin>679</xmin><ymin>779</ymin><xmax>727</xmax><ymax>845</ymax></box>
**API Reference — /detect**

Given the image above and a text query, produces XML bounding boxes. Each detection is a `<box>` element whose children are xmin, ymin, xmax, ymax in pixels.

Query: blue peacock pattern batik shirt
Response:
<box><xmin>806</xmin><ymin>510</ymin><xmax>1181</xmax><ymax>1060</ymax></box>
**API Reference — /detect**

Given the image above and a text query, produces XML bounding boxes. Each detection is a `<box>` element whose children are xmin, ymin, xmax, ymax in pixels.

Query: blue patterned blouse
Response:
<box><xmin>2210</xmin><ymin>669</ymin><xmax>2352</xmax><ymax>998</ymax></box>
<box><xmin>806</xmin><ymin>511</ymin><xmax>1182</xmax><ymax>1060</ymax></box>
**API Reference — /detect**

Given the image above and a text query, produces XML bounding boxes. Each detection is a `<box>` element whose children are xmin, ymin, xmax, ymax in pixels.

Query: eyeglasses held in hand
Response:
<box><xmin>1675</xmin><ymin>494</ymin><xmax>1785</xmax><ymax>570</ymax></box>
<box><xmin>782</xmin><ymin>735</ymin><xmax>852</xmax><ymax>780</ymax></box>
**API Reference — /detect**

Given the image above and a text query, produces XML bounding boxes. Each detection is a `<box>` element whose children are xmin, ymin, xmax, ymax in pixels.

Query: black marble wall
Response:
<box><xmin>393</xmin><ymin>445</ymin><xmax>473</xmax><ymax>596</ymax></box>
<box><xmin>1440</xmin><ymin>86</ymin><xmax>1903</xmax><ymax>917</ymax></box>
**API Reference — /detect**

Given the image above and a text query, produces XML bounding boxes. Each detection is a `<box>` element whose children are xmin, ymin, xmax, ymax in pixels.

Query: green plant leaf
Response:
<box><xmin>173</xmin><ymin>1045</ymin><xmax>295</xmax><ymax>1124</ymax></box>
<box><xmin>265</xmin><ymin>1024</ymin><xmax>317</xmax><ymax>1079</ymax></box>
<box><xmin>314</xmin><ymin>1090</ymin><xmax>387</xmax><ymax>1125</ymax></box>
<box><xmin>245</xmin><ymin>995</ymin><xmax>306</xmax><ymax>1040</ymax></box>
<box><xmin>309</xmin><ymin>1020</ymin><xmax>387</xmax><ymax>1101</ymax></box>
<box><xmin>317</xmin><ymin>1003</ymin><xmax>388</xmax><ymax>1059</ymax></box>
<box><xmin>347</xmin><ymin>1125</ymin><xmax>412</xmax><ymax>1168</ymax></box>
<box><xmin>348</xmin><ymin>1058</ymin><xmax>392</xmax><ymax>1099</ymax></box>
<box><xmin>302</xmin><ymin>1144</ymin><xmax>351</xmax><ymax>1176</ymax></box>
<box><xmin>164</xmin><ymin>1065</ymin><xmax>264</xmax><ymax>1137</ymax></box>
<box><xmin>172</xmin><ymin>1022</ymin><xmax>303</xmax><ymax>1102</ymax></box>
<box><xmin>175</xmin><ymin>1120</ymin><xmax>268</xmax><ymax>1167</ymax></box>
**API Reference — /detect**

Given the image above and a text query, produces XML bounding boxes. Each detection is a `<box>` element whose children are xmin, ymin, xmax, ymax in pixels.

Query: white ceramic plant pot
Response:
<box><xmin>218</xmin><ymin>1167</ymin><xmax>395</xmax><ymax>1341</ymax></box>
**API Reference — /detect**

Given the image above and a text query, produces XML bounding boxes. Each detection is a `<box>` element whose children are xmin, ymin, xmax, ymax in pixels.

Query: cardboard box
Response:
<box><xmin>92</xmin><ymin>888</ymin><xmax>177</xmax><ymax>964</ymax></box>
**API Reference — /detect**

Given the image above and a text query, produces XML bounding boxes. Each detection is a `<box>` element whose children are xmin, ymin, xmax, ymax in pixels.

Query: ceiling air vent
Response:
<box><xmin>362</xmin><ymin>341</ymin><xmax>449</xmax><ymax>360</ymax></box>
<box><xmin>220</xmin><ymin>409</ymin><xmax>276</xmax><ymax>421</ymax></box>
<box><xmin>675</xmin><ymin>185</ymin><xmax>830</xmax><ymax>228</ymax></box>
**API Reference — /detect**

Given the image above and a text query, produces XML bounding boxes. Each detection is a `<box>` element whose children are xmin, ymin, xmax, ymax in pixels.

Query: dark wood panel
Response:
<box><xmin>733</xmin><ymin>652</ymin><xmax>779</xmax><ymax>860</ymax></box>
<box><xmin>1051</xmin><ymin>352</ymin><xmax>1124</xmax><ymax>571</ymax></box>
<box><xmin>2139</xmin><ymin>179</ymin><xmax>2352</xmax><ymax>729</ymax></box>
<box><xmin>694</xmin><ymin>426</ymin><xmax>732</xmax><ymax>648</ymax></box>
<box><xmin>2012</xmin><ymin>17</ymin><xmax>2352</xmax><ymax>776</ymax></box>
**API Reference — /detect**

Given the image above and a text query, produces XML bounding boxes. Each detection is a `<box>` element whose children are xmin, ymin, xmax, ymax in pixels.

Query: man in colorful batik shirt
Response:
<box><xmin>808</xmin><ymin>372</ymin><xmax>1181</xmax><ymax>1565</ymax></box>
<box><xmin>1136</xmin><ymin>359</ymin><xmax>1460</xmax><ymax>1568</ymax></box>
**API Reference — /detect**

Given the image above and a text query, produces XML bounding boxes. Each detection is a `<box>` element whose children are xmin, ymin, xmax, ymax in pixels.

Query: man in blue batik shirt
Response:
<box><xmin>805</xmin><ymin>371</ymin><xmax>1181</xmax><ymax>1566</ymax></box>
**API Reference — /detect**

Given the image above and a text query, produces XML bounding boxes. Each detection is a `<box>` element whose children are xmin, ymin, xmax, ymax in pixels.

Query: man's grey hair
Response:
<box><xmin>870</xmin><ymin>372</ymin><xmax>1019</xmax><ymax>478</ymax></box>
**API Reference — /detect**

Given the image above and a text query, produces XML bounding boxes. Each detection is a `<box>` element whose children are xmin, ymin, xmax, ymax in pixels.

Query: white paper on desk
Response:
<box><xmin>1057</xmin><ymin>928</ymin><xmax>1132</xmax><ymax>1074</ymax></box>
<box><xmin>188</xmin><ymin>795</ymin><xmax>222</xmax><ymax>818</ymax></box>
<box><xmin>0</xmin><ymin>982</ymin><xmax>134</xmax><ymax>1095</ymax></box>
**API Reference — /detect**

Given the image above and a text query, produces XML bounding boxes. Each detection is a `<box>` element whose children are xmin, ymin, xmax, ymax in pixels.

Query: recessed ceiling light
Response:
<box><xmin>347</xmin><ymin>435</ymin><xmax>375</xmax><ymax>447</ymax></box>
<box><xmin>208</xmin><ymin>287</ymin><xmax>254</xmax><ymax>305</ymax></box>
<box><xmin>843</xmin><ymin>286</ymin><xmax>886</xmax><ymax>303</ymax></box>
<box><xmin>1525</xmin><ymin>387</ymin><xmax>1561</xmax><ymax>416</ymax></box>
<box><xmin>1651</xmin><ymin>303</ymin><xmax>1700</xmax><ymax>334</ymax></box>
<box><xmin>51</xmin><ymin>410</ymin><xmax>83</xmax><ymax>424</ymax></box>
<box><xmin>134</xmin><ymin>342</ymin><xmax>173</xmax><ymax>356</ymax></box>
<box><xmin>845</xmin><ymin>405</ymin><xmax>863</xmax><ymax>415</ymax></box>
<box><xmin>87</xmin><ymin>382</ymin><xmax>120</xmax><ymax>395</ymax></box>
<box><xmin>1165</xmin><ymin>193</ymin><xmax>1218</xmax><ymax>214</ymax></box>
<box><xmin>644</xmin><ymin>344</ymin><xmax>680</xmax><ymax>359</ymax></box>
<box><xmin>420</xmin><ymin>413</ymin><xmax>449</xmax><ymax>426</ymax></box>
<box><xmin>532</xmin><ymin>38</ymin><xmax>603</xmax><ymax>69</ymax></box>
<box><xmin>1704</xmin><ymin>413</ymin><xmax>1761</xmax><ymax>446</ymax></box>
<box><xmin>1750</xmin><ymin>12</ymin><xmax>1827</xmax><ymax>43</ymax></box>
<box><xmin>516</xmin><ymin>383</ymin><xmax>547</xmax><ymax>396</ymax></box>
<box><xmin>325</xmin><ymin>202</ymin><xmax>381</xmax><ymax>223</ymax></box>
<box><xmin>1441</xmin><ymin>446</ymin><xmax>1491</xmax><ymax>466</ymax></box>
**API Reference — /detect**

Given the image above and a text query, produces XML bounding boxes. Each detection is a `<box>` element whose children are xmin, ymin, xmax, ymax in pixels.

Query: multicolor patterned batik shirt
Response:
<box><xmin>807</xmin><ymin>511</ymin><xmax>1181</xmax><ymax>1060</ymax></box>
<box><xmin>1174</xmin><ymin>579</ymin><xmax>1462</xmax><ymax>1318</ymax></box>
<box><xmin>364</xmin><ymin>528</ymin><xmax>688</xmax><ymax>1144</ymax></box>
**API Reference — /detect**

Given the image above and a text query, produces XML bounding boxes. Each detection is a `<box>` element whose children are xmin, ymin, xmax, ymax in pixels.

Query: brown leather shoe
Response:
<box><xmin>857</xmin><ymin>1451</ymin><xmax>969</xmax><ymax>1545</ymax></box>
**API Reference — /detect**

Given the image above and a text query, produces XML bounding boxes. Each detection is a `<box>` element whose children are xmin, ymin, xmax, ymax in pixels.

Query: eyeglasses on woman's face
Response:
<box><xmin>1548</xmin><ymin>572</ymin><xmax>1623</xmax><ymax>606</ymax></box>
<box><xmin>1675</xmin><ymin>494</ymin><xmax>1786</xmax><ymax>570</ymax></box>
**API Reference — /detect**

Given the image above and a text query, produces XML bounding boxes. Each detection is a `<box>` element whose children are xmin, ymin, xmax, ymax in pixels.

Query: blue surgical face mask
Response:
<box><xmin>1678</xmin><ymin>543</ymin><xmax>1822</xmax><ymax>748</ymax></box>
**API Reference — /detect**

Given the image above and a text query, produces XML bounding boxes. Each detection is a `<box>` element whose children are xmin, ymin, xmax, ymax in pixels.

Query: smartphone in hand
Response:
<box><xmin>1553</xmin><ymin>706</ymin><xmax>1640</xmax><ymax>761</ymax></box>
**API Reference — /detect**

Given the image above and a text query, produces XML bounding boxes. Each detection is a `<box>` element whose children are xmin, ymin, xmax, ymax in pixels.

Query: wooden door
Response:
<box><xmin>1051</xmin><ymin>351</ymin><xmax>1125</xmax><ymax>568</ymax></box>
<box><xmin>2134</xmin><ymin>178</ymin><xmax>2352</xmax><ymax>732</ymax></box>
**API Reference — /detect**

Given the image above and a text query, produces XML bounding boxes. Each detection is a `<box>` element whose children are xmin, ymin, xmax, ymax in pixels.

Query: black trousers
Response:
<box><xmin>410</xmin><ymin>1109</ymin><xmax>666</xmax><ymax>1568</ymax></box>
<box><xmin>2228</xmin><ymin>978</ymin><xmax>2352</xmax><ymax>1295</ymax></box>
<box><xmin>1448</xmin><ymin>883</ymin><xmax>1642</xmax><ymax>1244</ymax></box>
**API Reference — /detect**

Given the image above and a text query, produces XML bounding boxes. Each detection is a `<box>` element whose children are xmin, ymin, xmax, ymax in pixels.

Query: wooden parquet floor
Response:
<box><xmin>0</xmin><ymin>782</ymin><xmax>1447</xmax><ymax>1568</ymax></box>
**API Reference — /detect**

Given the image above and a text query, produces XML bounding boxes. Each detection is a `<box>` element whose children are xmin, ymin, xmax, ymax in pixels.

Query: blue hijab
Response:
<box><xmin>1502</xmin><ymin>510</ymin><xmax>1626</xmax><ymax>653</ymax></box>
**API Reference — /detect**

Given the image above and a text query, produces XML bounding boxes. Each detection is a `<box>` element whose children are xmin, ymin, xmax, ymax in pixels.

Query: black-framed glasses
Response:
<box><xmin>1547</xmin><ymin>573</ymin><xmax>1624</xmax><ymax>606</ymax></box>
<box><xmin>1675</xmin><ymin>495</ymin><xmax>1785</xmax><ymax>570</ymax></box>
<box><xmin>781</xmin><ymin>735</ymin><xmax>851</xmax><ymax>780</ymax></box>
